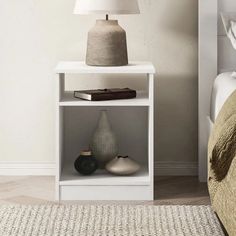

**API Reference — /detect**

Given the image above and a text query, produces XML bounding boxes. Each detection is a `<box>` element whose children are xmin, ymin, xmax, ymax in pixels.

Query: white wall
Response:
<box><xmin>0</xmin><ymin>0</ymin><xmax>198</xmax><ymax>172</ymax></box>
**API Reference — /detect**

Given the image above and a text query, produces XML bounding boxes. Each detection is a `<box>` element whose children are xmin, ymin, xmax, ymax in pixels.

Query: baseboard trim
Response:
<box><xmin>0</xmin><ymin>162</ymin><xmax>56</xmax><ymax>176</ymax></box>
<box><xmin>0</xmin><ymin>161</ymin><xmax>198</xmax><ymax>176</ymax></box>
<box><xmin>155</xmin><ymin>161</ymin><xmax>198</xmax><ymax>176</ymax></box>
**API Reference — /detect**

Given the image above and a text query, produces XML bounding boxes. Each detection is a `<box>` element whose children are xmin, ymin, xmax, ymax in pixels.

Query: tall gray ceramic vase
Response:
<box><xmin>90</xmin><ymin>110</ymin><xmax>118</xmax><ymax>168</ymax></box>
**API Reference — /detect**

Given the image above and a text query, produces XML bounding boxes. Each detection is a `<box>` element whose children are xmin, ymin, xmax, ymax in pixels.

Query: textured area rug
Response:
<box><xmin>0</xmin><ymin>205</ymin><xmax>224</xmax><ymax>236</ymax></box>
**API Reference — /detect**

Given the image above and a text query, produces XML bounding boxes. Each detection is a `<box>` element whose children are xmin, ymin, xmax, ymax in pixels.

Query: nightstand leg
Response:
<box><xmin>55</xmin><ymin>73</ymin><xmax>65</xmax><ymax>201</ymax></box>
<box><xmin>148</xmin><ymin>73</ymin><xmax>154</xmax><ymax>200</ymax></box>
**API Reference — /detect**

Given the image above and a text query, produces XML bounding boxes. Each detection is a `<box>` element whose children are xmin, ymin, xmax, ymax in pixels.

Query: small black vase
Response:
<box><xmin>74</xmin><ymin>150</ymin><xmax>98</xmax><ymax>175</ymax></box>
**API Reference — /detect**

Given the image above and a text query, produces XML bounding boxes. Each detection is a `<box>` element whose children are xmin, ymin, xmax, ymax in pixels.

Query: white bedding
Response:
<box><xmin>211</xmin><ymin>72</ymin><xmax>236</xmax><ymax>122</ymax></box>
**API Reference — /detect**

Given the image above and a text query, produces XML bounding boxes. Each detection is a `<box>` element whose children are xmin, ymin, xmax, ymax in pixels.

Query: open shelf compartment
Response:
<box><xmin>59</xmin><ymin>106</ymin><xmax>150</xmax><ymax>186</ymax></box>
<box><xmin>59</xmin><ymin>91</ymin><xmax>150</xmax><ymax>107</ymax></box>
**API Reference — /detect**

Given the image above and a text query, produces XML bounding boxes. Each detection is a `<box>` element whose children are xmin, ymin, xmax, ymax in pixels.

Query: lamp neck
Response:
<box><xmin>106</xmin><ymin>14</ymin><xmax>109</xmax><ymax>21</ymax></box>
<box><xmin>96</xmin><ymin>20</ymin><xmax>118</xmax><ymax>26</ymax></box>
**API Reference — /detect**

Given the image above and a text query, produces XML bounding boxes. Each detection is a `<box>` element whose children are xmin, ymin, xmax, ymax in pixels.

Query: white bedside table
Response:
<box><xmin>55</xmin><ymin>61</ymin><xmax>155</xmax><ymax>201</ymax></box>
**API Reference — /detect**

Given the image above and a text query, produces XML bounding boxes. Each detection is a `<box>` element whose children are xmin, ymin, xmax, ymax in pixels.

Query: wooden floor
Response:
<box><xmin>0</xmin><ymin>176</ymin><xmax>210</xmax><ymax>205</ymax></box>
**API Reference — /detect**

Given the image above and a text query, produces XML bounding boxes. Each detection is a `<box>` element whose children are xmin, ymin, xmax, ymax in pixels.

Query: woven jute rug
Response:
<box><xmin>0</xmin><ymin>205</ymin><xmax>224</xmax><ymax>236</ymax></box>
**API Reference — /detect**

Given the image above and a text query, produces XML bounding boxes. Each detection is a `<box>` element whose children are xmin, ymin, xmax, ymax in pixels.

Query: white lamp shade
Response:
<box><xmin>74</xmin><ymin>0</ymin><xmax>140</xmax><ymax>15</ymax></box>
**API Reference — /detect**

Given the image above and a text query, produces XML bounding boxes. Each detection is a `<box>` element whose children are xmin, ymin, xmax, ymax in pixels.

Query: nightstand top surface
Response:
<box><xmin>55</xmin><ymin>61</ymin><xmax>155</xmax><ymax>74</ymax></box>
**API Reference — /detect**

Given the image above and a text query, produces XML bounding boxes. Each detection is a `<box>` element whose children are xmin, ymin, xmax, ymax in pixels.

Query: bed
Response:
<box><xmin>199</xmin><ymin>1</ymin><xmax>236</xmax><ymax>234</ymax></box>
<box><xmin>199</xmin><ymin>0</ymin><xmax>236</xmax><ymax>181</ymax></box>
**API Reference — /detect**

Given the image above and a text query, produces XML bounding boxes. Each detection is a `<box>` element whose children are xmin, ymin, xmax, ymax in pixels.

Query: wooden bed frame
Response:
<box><xmin>199</xmin><ymin>0</ymin><xmax>236</xmax><ymax>181</ymax></box>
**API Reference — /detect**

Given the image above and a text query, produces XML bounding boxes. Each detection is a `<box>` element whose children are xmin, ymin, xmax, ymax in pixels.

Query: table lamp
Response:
<box><xmin>74</xmin><ymin>0</ymin><xmax>140</xmax><ymax>66</ymax></box>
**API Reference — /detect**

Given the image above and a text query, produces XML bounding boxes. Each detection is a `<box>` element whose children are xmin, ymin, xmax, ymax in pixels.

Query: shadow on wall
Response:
<box><xmin>156</xmin><ymin>74</ymin><xmax>198</xmax><ymax>163</ymax></box>
<box><xmin>157</xmin><ymin>0</ymin><xmax>198</xmax><ymax>37</ymax></box>
<box><xmin>150</xmin><ymin>0</ymin><xmax>198</xmax><ymax>164</ymax></box>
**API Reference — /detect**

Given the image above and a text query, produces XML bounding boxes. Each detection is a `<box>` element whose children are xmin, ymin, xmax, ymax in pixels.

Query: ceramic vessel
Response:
<box><xmin>86</xmin><ymin>20</ymin><xmax>128</xmax><ymax>66</ymax></box>
<box><xmin>74</xmin><ymin>150</ymin><xmax>98</xmax><ymax>175</ymax></box>
<box><xmin>90</xmin><ymin>110</ymin><xmax>118</xmax><ymax>168</ymax></box>
<box><xmin>105</xmin><ymin>156</ymin><xmax>140</xmax><ymax>176</ymax></box>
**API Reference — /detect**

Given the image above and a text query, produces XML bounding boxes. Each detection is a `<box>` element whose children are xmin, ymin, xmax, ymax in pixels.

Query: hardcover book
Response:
<box><xmin>74</xmin><ymin>88</ymin><xmax>137</xmax><ymax>101</ymax></box>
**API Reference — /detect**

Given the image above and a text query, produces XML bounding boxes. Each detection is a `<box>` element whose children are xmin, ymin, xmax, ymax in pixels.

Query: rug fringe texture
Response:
<box><xmin>0</xmin><ymin>205</ymin><xmax>224</xmax><ymax>236</ymax></box>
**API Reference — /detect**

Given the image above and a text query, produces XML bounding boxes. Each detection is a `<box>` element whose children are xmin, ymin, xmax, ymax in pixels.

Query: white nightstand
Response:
<box><xmin>55</xmin><ymin>61</ymin><xmax>155</xmax><ymax>201</ymax></box>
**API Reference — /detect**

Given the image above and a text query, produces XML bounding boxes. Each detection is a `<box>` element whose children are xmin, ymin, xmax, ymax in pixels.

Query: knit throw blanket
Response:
<box><xmin>209</xmin><ymin>92</ymin><xmax>236</xmax><ymax>181</ymax></box>
<box><xmin>211</xmin><ymin>114</ymin><xmax>236</xmax><ymax>181</ymax></box>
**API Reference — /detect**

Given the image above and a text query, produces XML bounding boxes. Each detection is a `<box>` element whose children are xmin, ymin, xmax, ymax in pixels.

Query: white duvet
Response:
<box><xmin>211</xmin><ymin>72</ymin><xmax>236</xmax><ymax>121</ymax></box>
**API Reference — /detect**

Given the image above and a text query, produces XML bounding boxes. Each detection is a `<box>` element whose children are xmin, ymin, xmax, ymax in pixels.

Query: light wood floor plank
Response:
<box><xmin>0</xmin><ymin>176</ymin><xmax>210</xmax><ymax>205</ymax></box>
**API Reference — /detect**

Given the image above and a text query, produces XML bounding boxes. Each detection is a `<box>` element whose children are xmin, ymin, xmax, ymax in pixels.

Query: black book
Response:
<box><xmin>74</xmin><ymin>88</ymin><xmax>137</xmax><ymax>101</ymax></box>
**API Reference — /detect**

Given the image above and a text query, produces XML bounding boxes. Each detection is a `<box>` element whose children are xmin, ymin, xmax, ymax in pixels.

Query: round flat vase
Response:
<box><xmin>90</xmin><ymin>110</ymin><xmax>118</xmax><ymax>168</ymax></box>
<box><xmin>86</xmin><ymin>20</ymin><xmax>128</xmax><ymax>66</ymax></box>
<box><xmin>105</xmin><ymin>156</ymin><xmax>140</xmax><ymax>176</ymax></box>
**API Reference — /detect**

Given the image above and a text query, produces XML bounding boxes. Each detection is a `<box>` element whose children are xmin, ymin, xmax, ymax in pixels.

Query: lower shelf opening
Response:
<box><xmin>59</xmin><ymin>106</ymin><xmax>150</xmax><ymax>186</ymax></box>
<box><xmin>60</xmin><ymin>163</ymin><xmax>150</xmax><ymax>186</ymax></box>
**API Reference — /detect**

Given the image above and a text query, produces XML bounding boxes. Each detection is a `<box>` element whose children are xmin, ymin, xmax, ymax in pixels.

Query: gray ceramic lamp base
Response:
<box><xmin>86</xmin><ymin>20</ymin><xmax>128</xmax><ymax>66</ymax></box>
